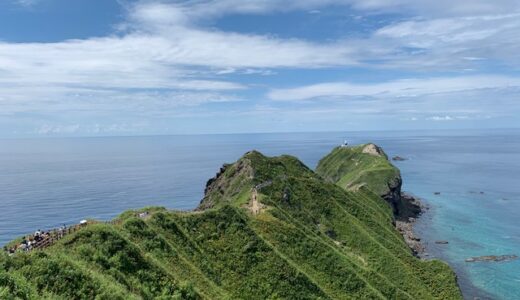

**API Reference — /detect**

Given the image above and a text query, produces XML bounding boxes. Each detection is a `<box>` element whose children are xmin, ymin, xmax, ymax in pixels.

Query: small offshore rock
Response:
<box><xmin>392</xmin><ymin>156</ymin><xmax>407</xmax><ymax>161</ymax></box>
<box><xmin>435</xmin><ymin>240</ymin><xmax>449</xmax><ymax>245</ymax></box>
<box><xmin>434</xmin><ymin>192</ymin><xmax>441</xmax><ymax>195</ymax></box>
<box><xmin>465</xmin><ymin>254</ymin><xmax>518</xmax><ymax>263</ymax></box>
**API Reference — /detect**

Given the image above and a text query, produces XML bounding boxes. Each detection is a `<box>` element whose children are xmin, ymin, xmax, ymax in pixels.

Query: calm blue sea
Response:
<box><xmin>0</xmin><ymin>129</ymin><xmax>519</xmax><ymax>299</ymax></box>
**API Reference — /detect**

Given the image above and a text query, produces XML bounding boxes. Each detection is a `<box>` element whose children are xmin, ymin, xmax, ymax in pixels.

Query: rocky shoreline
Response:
<box><xmin>394</xmin><ymin>192</ymin><xmax>427</xmax><ymax>256</ymax></box>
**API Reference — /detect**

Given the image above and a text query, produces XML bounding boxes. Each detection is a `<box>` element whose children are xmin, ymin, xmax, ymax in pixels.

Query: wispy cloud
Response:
<box><xmin>2</xmin><ymin>0</ymin><xmax>520</xmax><ymax>135</ymax></box>
<box><xmin>0</xmin><ymin>1</ymin><xmax>359</xmax><ymax>118</ymax></box>
<box><xmin>15</xmin><ymin>0</ymin><xmax>40</xmax><ymax>7</ymax></box>
<box><xmin>268</xmin><ymin>75</ymin><xmax>520</xmax><ymax>100</ymax></box>
<box><xmin>144</xmin><ymin>0</ymin><xmax>520</xmax><ymax>18</ymax></box>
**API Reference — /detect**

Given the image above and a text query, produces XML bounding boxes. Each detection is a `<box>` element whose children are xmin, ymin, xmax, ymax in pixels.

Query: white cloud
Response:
<box><xmin>150</xmin><ymin>0</ymin><xmax>520</xmax><ymax>19</ymax></box>
<box><xmin>373</xmin><ymin>13</ymin><xmax>520</xmax><ymax>68</ymax></box>
<box><xmin>268</xmin><ymin>75</ymin><xmax>520</xmax><ymax>101</ymax></box>
<box><xmin>425</xmin><ymin>115</ymin><xmax>490</xmax><ymax>121</ymax></box>
<box><xmin>15</xmin><ymin>0</ymin><xmax>40</xmax><ymax>7</ymax></box>
<box><xmin>2</xmin><ymin>0</ymin><xmax>520</xmax><ymax>135</ymax></box>
<box><xmin>2</xmin><ymin>1</ymin><xmax>519</xmax><ymax>102</ymax></box>
<box><xmin>0</xmin><ymin>0</ymin><xmax>364</xmax><ymax>119</ymax></box>
<box><xmin>348</xmin><ymin>0</ymin><xmax>520</xmax><ymax>16</ymax></box>
<box><xmin>34</xmin><ymin>122</ymin><xmax>154</xmax><ymax>135</ymax></box>
<box><xmin>36</xmin><ymin>124</ymin><xmax>81</xmax><ymax>135</ymax></box>
<box><xmin>0</xmin><ymin>1</ymin><xmax>359</xmax><ymax>116</ymax></box>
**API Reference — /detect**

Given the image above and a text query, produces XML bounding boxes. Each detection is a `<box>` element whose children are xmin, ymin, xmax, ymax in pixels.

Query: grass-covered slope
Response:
<box><xmin>316</xmin><ymin>144</ymin><xmax>409</xmax><ymax>217</ymax></box>
<box><xmin>316</xmin><ymin>144</ymin><xmax>399</xmax><ymax>197</ymax></box>
<box><xmin>1</xmin><ymin>149</ymin><xmax>461</xmax><ymax>299</ymax></box>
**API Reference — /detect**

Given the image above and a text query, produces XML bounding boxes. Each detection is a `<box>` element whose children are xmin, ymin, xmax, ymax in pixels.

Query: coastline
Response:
<box><xmin>407</xmin><ymin>194</ymin><xmax>497</xmax><ymax>300</ymax></box>
<box><xmin>395</xmin><ymin>192</ymin><xmax>427</xmax><ymax>256</ymax></box>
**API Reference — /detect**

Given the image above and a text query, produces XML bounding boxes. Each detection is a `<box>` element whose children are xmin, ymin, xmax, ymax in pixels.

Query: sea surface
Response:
<box><xmin>1</xmin><ymin>129</ymin><xmax>519</xmax><ymax>299</ymax></box>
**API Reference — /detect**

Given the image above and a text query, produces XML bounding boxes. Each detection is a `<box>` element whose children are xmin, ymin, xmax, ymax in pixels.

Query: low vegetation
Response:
<box><xmin>0</xmin><ymin>146</ymin><xmax>462</xmax><ymax>299</ymax></box>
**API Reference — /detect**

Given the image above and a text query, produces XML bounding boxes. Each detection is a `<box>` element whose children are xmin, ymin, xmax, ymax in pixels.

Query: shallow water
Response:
<box><xmin>1</xmin><ymin>129</ymin><xmax>518</xmax><ymax>299</ymax></box>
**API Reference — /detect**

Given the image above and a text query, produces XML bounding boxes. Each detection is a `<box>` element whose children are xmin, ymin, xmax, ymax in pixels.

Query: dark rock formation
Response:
<box><xmin>197</xmin><ymin>158</ymin><xmax>253</xmax><ymax>210</ymax></box>
<box><xmin>392</xmin><ymin>156</ymin><xmax>407</xmax><ymax>161</ymax></box>
<box><xmin>465</xmin><ymin>255</ymin><xmax>517</xmax><ymax>263</ymax></box>
<box><xmin>382</xmin><ymin>174</ymin><xmax>403</xmax><ymax>216</ymax></box>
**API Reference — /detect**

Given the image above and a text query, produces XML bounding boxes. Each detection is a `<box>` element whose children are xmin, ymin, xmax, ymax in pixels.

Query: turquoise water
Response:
<box><xmin>0</xmin><ymin>129</ymin><xmax>518</xmax><ymax>299</ymax></box>
<box><xmin>396</xmin><ymin>133</ymin><xmax>520</xmax><ymax>299</ymax></box>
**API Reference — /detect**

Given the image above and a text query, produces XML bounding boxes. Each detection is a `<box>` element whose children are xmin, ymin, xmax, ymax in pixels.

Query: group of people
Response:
<box><xmin>4</xmin><ymin>224</ymin><xmax>68</xmax><ymax>255</ymax></box>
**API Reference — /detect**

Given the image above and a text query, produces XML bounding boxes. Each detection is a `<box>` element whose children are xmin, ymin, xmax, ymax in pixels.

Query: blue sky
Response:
<box><xmin>1</xmin><ymin>0</ymin><xmax>519</xmax><ymax>137</ymax></box>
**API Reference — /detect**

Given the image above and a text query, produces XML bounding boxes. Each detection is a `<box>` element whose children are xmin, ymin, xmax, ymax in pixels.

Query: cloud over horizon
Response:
<box><xmin>0</xmin><ymin>0</ymin><xmax>519</xmax><ymax>136</ymax></box>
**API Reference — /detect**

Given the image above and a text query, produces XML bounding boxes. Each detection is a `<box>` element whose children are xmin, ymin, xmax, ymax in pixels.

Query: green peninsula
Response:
<box><xmin>0</xmin><ymin>145</ymin><xmax>461</xmax><ymax>299</ymax></box>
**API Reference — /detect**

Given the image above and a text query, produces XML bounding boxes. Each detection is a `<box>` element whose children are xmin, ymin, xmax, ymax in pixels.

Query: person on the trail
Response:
<box><xmin>35</xmin><ymin>230</ymin><xmax>42</xmax><ymax>241</ymax></box>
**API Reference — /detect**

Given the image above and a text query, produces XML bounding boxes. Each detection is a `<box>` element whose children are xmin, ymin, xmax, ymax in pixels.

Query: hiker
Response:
<box><xmin>35</xmin><ymin>230</ymin><xmax>42</xmax><ymax>242</ymax></box>
<box><xmin>58</xmin><ymin>225</ymin><xmax>65</xmax><ymax>238</ymax></box>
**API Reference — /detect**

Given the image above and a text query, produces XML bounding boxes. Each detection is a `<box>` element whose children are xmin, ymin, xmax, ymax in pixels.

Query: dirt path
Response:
<box><xmin>249</xmin><ymin>188</ymin><xmax>265</xmax><ymax>215</ymax></box>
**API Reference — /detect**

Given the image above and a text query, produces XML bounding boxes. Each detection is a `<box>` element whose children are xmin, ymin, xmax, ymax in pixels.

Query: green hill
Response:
<box><xmin>316</xmin><ymin>144</ymin><xmax>418</xmax><ymax>219</ymax></box>
<box><xmin>1</xmin><ymin>147</ymin><xmax>461</xmax><ymax>299</ymax></box>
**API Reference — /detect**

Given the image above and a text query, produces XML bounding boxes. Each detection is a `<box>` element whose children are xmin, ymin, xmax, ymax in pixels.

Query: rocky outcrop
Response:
<box><xmin>362</xmin><ymin>143</ymin><xmax>387</xmax><ymax>158</ymax></box>
<box><xmin>465</xmin><ymin>255</ymin><xmax>518</xmax><ymax>263</ymax></box>
<box><xmin>435</xmin><ymin>241</ymin><xmax>449</xmax><ymax>245</ymax></box>
<box><xmin>396</xmin><ymin>193</ymin><xmax>423</xmax><ymax>221</ymax></box>
<box><xmin>396</xmin><ymin>220</ymin><xmax>424</xmax><ymax>255</ymax></box>
<box><xmin>197</xmin><ymin>157</ymin><xmax>254</xmax><ymax>210</ymax></box>
<box><xmin>392</xmin><ymin>156</ymin><xmax>407</xmax><ymax>161</ymax></box>
<box><xmin>382</xmin><ymin>174</ymin><xmax>403</xmax><ymax>216</ymax></box>
<box><xmin>380</xmin><ymin>167</ymin><xmax>422</xmax><ymax>221</ymax></box>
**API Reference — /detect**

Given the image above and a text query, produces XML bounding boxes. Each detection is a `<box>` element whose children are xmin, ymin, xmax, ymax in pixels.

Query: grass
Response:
<box><xmin>316</xmin><ymin>145</ymin><xmax>401</xmax><ymax>196</ymax></box>
<box><xmin>0</xmin><ymin>146</ymin><xmax>462</xmax><ymax>299</ymax></box>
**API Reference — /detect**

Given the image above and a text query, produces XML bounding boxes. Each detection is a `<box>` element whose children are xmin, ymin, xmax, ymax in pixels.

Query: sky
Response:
<box><xmin>0</xmin><ymin>0</ymin><xmax>519</xmax><ymax>137</ymax></box>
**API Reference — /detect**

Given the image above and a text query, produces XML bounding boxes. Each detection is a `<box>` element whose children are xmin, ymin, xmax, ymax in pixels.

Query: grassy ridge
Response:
<box><xmin>0</xmin><ymin>147</ymin><xmax>461</xmax><ymax>299</ymax></box>
<box><xmin>316</xmin><ymin>145</ymin><xmax>400</xmax><ymax>197</ymax></box>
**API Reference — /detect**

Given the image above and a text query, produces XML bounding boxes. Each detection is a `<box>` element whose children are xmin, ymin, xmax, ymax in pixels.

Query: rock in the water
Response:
<box><xmin>465</xmin><ymin>255</ymin><xmax>518</xmax><ymax>263</ymax></box>
<box><xmin>434</xmin><ymin>192</ymin><xmax>441</xmax><ymax>195</ymax></box>
<box><xmin>435</xmin><ymin>241</ymin><xmax>449</xmax><ymax>244</ymax></box>
<box><xmin>392</xmin><ymin>156</ymin><xmax>407</xmax><ymax>161</ymax></box>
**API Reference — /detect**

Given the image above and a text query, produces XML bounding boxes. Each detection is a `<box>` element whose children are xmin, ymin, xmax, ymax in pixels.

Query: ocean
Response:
<box><xmin>1</xmin><ymin>129</ymin><xmax>518</xmax><ymax>299</ymax></box>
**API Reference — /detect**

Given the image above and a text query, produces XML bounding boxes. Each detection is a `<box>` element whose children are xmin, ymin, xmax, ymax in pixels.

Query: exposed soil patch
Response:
<box><xmin>248</xmin><ymin>188</ymin><xmax>265</xmax><ymax>215</ymax></box>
